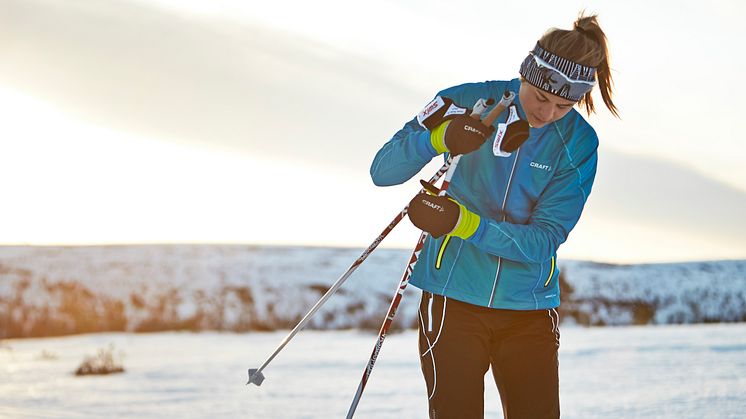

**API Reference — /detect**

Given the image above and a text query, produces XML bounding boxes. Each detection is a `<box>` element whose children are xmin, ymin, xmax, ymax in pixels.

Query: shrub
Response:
<box><xmin>74</xmin><ymin>344</ymin><xmax>125</xmax><ymax>376</ymax></box>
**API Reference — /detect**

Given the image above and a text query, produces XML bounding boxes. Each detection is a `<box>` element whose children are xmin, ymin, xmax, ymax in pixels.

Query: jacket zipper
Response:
<box><xmin>489</xmin><ymin>148</ymin><xmax>521</xmax><ymax>307</ymax></box>
<box><xmin>435</xmin><ymin>236</ymin><xmax>452</xmax><ymax>270</ymax></box>
<box><xmin>544</xmin><ymin>256</ymin><xmax>556</xmax><ymax>287</ymax></box>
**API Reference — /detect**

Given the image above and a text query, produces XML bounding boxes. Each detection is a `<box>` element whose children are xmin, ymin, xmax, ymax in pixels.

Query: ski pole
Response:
<box><xmin>345</xmin><ymin>92</ymin><xmax>514</xmax><ymax>418</ymax></box>
<box><xmin>246</xmin><ymin>95</ymin><xmax>496</xmax><ymax>387</ymax></box>
<box><xmin>345</xmin><ymin>157</ymin><xmax>460</xmax><ymax>419</ymax></box>
<box><xmin>247</xmin><ymin>160</ymin><xmax>453</xmax><ymax>386</ymax></box>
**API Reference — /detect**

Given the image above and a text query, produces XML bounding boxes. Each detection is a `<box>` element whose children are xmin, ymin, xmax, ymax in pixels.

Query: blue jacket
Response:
<box><xmin>370</xmin><ymin>78</ymin><xmax>598</xmax><ymax>310</ymax></box>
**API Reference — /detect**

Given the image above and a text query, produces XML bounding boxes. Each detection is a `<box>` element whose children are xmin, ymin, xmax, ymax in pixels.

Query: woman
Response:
<box><xmin>369</xmin><ymin>13</ymin><xmax>618</xmax><ymax>419</ymax></box>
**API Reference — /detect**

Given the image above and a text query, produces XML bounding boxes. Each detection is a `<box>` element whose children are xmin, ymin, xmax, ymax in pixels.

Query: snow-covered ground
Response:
<box><xmin>561</xmin><ymin>259</ymin><xmax>746</xmax><ymax>325</ymax></box>
<box><xmin>1</xmin><ymin>245</ymin><xmax>745</xmax><ymax>338</ymax></box>
<box><xmin>1</xmin><ymin>324</ymin><xmax>745</xmax><ymax>418</ymax></box>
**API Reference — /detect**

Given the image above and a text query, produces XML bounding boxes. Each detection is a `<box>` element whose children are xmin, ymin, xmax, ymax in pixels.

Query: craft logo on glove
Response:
<box><xmin>463</xmin><ymin>124</ymin><xmax>485</xmax><ymax>136</ymax></box>
<box><xmin>422</xmin><ymin>198</ymin><xmax>445</xmax><ymax>212</ymax></box>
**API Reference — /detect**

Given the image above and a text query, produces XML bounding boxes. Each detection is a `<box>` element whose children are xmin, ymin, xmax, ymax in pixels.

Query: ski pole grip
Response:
<box><xmin>469</xmin><ymin>98</ymin><xmax>494</xmax><ymax>119</ymax></box>
<box><xmin>481</xmin><ymin>91</ymin><xmax>515</xmax><ymax>126</ymax></box>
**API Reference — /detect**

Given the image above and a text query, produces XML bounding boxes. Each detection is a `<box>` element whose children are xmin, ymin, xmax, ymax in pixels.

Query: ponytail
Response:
<box><xmin>539</xmin><ymin>12</ymin><xmax>619</xmax><ymax>117</ymax></box>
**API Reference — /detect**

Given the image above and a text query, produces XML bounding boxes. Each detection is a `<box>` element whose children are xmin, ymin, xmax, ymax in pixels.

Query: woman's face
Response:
<box><xmin>518</xmin><ymin>81</ymin><xmax>577</xmax><ymax>128</ymax></box>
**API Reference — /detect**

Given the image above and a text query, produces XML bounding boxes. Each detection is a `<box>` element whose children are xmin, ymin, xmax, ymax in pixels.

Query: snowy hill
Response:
<box><xmin>1</xmin><ymin>245</ymin><xmax>745</xmax><ymax>338</ymax></box>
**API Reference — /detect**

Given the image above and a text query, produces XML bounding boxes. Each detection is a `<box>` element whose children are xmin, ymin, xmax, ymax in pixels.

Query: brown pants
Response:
<box><xmin>418</xmin><ymin>291</ymin><xmax>561</xmax><ymax>419</ymax></box>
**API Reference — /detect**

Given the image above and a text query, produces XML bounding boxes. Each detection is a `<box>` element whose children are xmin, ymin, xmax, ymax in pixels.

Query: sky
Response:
<box><xmin>0</xmin><ymin>0</ymin><xmax>745</xmax><ymax>263</ymax></box>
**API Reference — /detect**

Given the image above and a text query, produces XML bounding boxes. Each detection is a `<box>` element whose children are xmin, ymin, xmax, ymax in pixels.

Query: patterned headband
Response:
<box><xmin>519</xmin><ymin>42</ymin><xmax>596</xmax><ymax>101</ymax></box>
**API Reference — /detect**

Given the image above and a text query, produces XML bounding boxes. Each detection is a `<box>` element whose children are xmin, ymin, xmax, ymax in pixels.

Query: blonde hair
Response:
<box><xmin>539</xmin><ymin>13</ymin><xmax>619</xmax><ymax>117</ymax></box>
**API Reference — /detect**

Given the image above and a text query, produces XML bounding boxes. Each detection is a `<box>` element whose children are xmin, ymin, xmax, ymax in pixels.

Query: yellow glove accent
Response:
<box><xmin>418</xmin><ymin>179</ymin><xmax>479</xmax><ymax>239</ymax></box>
<box><xmin>449</xmin><ymin>201</ymin><xmax>481</xmax><ymax>240</ymax></box>
<box><xmin>430</xmin><ymin>120</ymin><xmax>450</xmax><ymax>154</ymax></box>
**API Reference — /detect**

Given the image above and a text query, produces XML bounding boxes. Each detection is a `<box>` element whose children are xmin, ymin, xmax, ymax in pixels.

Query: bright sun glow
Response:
<box><xmin>0</xmin><ymin>87</ymin><xmax>364</xmax><ymax>245</ymax></box>
<box><xmin>2</xmin><ymin>0</ymin><xmax>745</xmax><ymax>263</ymax></box>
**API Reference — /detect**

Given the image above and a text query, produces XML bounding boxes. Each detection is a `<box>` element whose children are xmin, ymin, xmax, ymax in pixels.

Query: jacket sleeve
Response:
<box><xmin>370</xmin><ymin>83</ymin><xmax>480</xmax><ymax>186</ymax></box>
<box><xmin>466</xmin><ymin>131</ymin><xmax>599</xmax><ymax>263</ymax></box>
<box><xmin>369</xmin><ymin>116</ymin><xmax>440</xmax><ymax>186</ymax></box>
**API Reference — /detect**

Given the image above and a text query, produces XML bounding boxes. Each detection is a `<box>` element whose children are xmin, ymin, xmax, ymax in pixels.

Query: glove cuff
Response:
<box><xmin>430</xmin><ymin>120</ymin><xmax>450</xmax><ymax>155</ymax></box>
<box><xmin>449</xmin><ymin>202</ymin><xmax>481</xmax><ymax>239</ymax></box>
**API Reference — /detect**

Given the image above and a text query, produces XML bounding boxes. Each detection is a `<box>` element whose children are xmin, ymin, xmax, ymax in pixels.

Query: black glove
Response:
<box><xmin>499</xmin><ymin>119</ymin><xmax>530</xmax><ymax>153</ymax></box>
<box><xmin>408</xmin><ymin>181</ymin><xmax>482</xmax><ymax>239</ymax></box>
<box><xmin>432</xmin><ymin>115</ymin><xmax>495</xmax><ymax>156</ymax></box>
<box><xmin>416</xmin><ymin>96</ymin><xmax>467</xmax><ymax>130</ymax></box>
<box><xmin>416</xmin><ymin>96</ymin><xmax>494</xmax><ymax>156</ymax></box>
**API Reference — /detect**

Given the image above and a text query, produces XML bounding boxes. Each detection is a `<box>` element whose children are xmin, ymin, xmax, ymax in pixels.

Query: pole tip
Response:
<box><xmin>247</xmin><ymin>368</ymin><xmax>265</xmax><ymax>386</ymax></box>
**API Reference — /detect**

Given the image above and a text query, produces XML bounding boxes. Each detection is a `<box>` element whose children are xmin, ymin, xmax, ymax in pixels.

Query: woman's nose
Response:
<box><xmin>537</xmin><ymin>104</ymin><xmax>554</xmax><ymax>122</ymax></box>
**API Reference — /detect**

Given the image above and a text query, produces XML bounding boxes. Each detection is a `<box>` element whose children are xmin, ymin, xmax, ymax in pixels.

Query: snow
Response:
<box><xmin>560</xmin><ymin>260</ymin><xmax>746</xmax><ymax>324</ymax></box>
<box><xmin>1</xmin><ymin>245</ymin><xmax>745</xmax><ymax>338</ymax></box>
<box><xmin>1</xmin><ymin>324</ymin><xmax>745</xmax><ymax>418</ymax></box>
<box><xmin>0</xmin><ymin>245</ymin><xmax>420</xmax><ymax>336</ymax></box>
